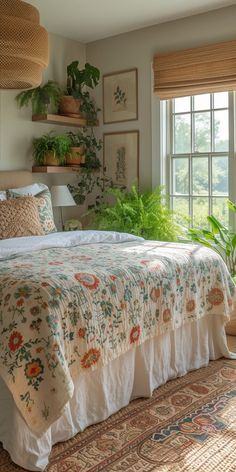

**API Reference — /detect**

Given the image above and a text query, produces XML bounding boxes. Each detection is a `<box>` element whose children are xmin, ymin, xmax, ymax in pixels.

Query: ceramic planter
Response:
<box><xmin>66</xmin><ymin>146</ymin><xmax>85</xmax><ymax>166</ymax></box>
<box><xmin>59</xmin><ymin>96</ymin><xmax>82</xmax><ymax>117</ymax></box>
<box><xmin>44</xmin><ymin>151</ymin><xmax>61</xmax><ymax>166</ymax></box>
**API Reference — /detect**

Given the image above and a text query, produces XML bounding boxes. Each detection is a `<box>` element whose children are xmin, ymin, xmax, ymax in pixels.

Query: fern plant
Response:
<box><xmin>91</xmin><ymin>185</ymin><xmax>181</xmax><ymax>241</ymax></box>
<box><xmin>33</xmin><ymin>133</ymin><xmax>71</xmax><ymax>166</ymax></box>
<box><xmin>16</xmin><ymin>80</ymin><xmax>62</xmax><ymax>114</ymax></box>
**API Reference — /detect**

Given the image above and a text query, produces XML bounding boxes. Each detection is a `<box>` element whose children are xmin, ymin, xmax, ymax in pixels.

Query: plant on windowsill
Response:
<box><xmin>16</xmin><ymin>80</ymin><xmax>62</xmax><ymax>115</ymax></box>
<box><xmin>33</xmin><ymin>132</ymin><xmax>71</xmax><ymax>166</ymax></box>
<box><xmin>59</xmin><ymin>61</ymin><xmax>100</xmax><ymax>124</ymax></box>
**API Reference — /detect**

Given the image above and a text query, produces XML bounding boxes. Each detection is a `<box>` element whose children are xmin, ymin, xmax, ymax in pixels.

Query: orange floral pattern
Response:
<box><xmin>207</xmin><ymin>288</ymin><xmax>224</xmax><ymax>306</ymax></box>
<box><xmin>0</xmin><ymin>240</ymin><xmax>234</xmax><ymax>436</ymax></box>
<box><xmin>130</xmin><ymin>325</ymin><xmax>141</xmax><ymax>344</ymax></box>
<box><xmin>8</xmin><ymin>331</ymin><xmax>23</xmax><ymax>352</ymax></box>
<box><xmin>81</xmin><ymin>348</ymin><xmax>101</xmax><ymax>368</ymax></box>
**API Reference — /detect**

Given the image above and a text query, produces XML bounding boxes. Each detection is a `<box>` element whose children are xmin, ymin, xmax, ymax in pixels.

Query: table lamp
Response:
<box><xmin>51</xmin><ymin>185</ymin><xmax>76</xmax><ymax>230</ymax></box>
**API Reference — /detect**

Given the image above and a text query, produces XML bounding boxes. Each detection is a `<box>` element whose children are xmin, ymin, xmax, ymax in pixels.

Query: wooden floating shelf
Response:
<box><xmin>32</xmin><ymin>114</ymin><xmax>90</xmax><ymax>128</ymax></box>
<box><xmin>32</xmin><ymin>166</ymin><xmax>81</xmax><ymax>173</ymax></box>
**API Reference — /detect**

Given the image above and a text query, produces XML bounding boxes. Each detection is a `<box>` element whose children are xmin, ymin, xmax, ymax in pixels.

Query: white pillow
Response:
<box><xmin>8</xmin><ymin>183</ymin><xmax>48</xmax><ymax>196</ymax></box>
<box><xmin>0</xmin><ymin>191</ymin><xmax>6</xmax><ymax>201</ymax></box>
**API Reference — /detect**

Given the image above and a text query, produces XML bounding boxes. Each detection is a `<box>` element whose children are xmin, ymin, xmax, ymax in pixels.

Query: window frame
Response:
<box><xmin>163</xmin><ymin>91</ymin><xmax>235</xmax><ymax>228</ymax></box>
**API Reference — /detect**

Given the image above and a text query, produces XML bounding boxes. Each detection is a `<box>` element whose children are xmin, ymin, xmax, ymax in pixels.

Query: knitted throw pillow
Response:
<box><xmin>0</xmin><ymin>196</ymin><xmax>44</xmax><ymax>240</ymax></box>
<box><xmin>7</xmin><ymin>184</ymin><xmax>57</xmax><ymax>234</ymax></box>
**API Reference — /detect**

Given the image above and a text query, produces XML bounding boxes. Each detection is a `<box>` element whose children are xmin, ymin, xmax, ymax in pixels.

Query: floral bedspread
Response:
<box><xmin>0</xmin><ymin>240</ymin><xmax>234</xmax><ymax>436</ymax></box>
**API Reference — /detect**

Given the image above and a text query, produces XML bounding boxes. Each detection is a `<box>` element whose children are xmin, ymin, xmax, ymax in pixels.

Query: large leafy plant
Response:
<box><xmin>67</xmin><ymin>61</ymin><xmax>100</xmax><ymax>97</ymax></box>
<box><xmin>16</xmin><ymin>80</ymin><xmax>62</xmax><ymax>114</ymax></box>
<box><xmin>66</xmin><ymin>61</ymin><xmax>100</xmax><ymax>124</ymax></box>
<box><xmin>91</xmin><ymin>185</ymin><xmax>181</xmax><ymax>241</ymax></box>
<box><xmin>187</xmin><ymin>199</ymin><xmax>236</xmax><ymax>277</ymax></box>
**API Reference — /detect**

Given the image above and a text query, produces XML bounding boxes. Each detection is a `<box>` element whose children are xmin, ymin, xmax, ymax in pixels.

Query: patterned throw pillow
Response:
<box><xmin>7</xmin><ymin>184</ymin><xmax>57</xmax><ymax>234</ymax></box>
<box><xmin>0</xmin><ymin>197</ymin><xmax>45</xmax><ymax>240</ymax></box>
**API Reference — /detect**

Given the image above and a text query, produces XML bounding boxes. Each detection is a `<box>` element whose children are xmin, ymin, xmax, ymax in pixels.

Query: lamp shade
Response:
<box><xmin>51</xmin><ymin>186</ymin><xmax>76</xmax><ymax>208</ymax></box>
<box><xmin>0</xmin><ymin>0</ymin><xmax>49</xmax><ymax>89</ymax></box>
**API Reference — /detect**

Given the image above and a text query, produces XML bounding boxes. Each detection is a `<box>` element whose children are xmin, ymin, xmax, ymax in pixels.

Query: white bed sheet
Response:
<box><xmin>0</xmin><ymin>230</ymin><xmax>144</xmax><ymax>259</ymax></box>
<box><xmin>0</xmin><ymin>314</ymin><xmax>234</xmax><ymax>471</ymax></box>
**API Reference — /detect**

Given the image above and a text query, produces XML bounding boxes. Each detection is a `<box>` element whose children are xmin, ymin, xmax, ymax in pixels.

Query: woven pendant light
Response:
<box><xmin>0</xmin><ymin>0</ymin><xmax>49</xmax><ymax>89</ymax></box>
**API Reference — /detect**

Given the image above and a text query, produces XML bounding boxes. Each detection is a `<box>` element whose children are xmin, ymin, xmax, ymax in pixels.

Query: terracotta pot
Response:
<box><xmin>44</xmin><ymin>151</ymin><xmax>61</xmax><ymax>166</ymax></box>
<box><xmin>66</xmin><ymin>146</ymin><xmax>85</xmax><ymax>166</ymax></box>
<box><xmin>59</xmin><ymin>96</ymin><xmax>82</xmax><ymax>117</ymax></box>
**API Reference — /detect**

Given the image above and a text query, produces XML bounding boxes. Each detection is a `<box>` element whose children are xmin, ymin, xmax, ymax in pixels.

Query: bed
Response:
<box><xmin>0</xmin><ymin>171</ymin><xmax>235</xmax><ymax>471</ymax></box>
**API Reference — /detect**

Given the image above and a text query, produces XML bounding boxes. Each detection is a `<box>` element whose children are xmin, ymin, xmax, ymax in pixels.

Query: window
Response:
<box><xmin>169</xmin><ymin>92</ymin><xmax>231</xmax><ymax>227</ymax></box>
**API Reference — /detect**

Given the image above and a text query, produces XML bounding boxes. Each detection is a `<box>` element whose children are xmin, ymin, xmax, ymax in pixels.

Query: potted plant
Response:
<box><xmin>91</xmin><ymin>185</ymin><xmax>181</xmax><ymax>241</ymax></box>
<box><xmin>59</xmin><ymin>61</ymin><xmax>100</xmax><ymax>119</ymax></box>
<box><xmin>67</xmin><ymin>129</ymin><xmax>102</xmax><ymax>169</ymax></box>
<box><xmin>33</xmin><ymin>132</ymin><xmax>71</xmax><ymax>166</ymax></box>
<box><xmin>66</xmin><ymin>131</ymin><xmax>86</xmax><ymax>166</ymax></box>
<box><xmin>187</xmin><ymin>201</ymin><xmax>236</xmax><ymax>279</ymax></box>
<box><xmin>187</xmin><ymin>200</ymin><xmax>236</xmax><ymax>335</ymax></box>
<box><xmin>16</xmin><ymin>80</ymin><xmax>62</xmax><ymax>115</ymax></box>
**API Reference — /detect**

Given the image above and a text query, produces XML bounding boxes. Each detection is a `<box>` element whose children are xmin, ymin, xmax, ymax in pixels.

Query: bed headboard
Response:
<box><xmin>0</xmin><ymin>171</ymin><xmax>32</xmax><ymax>190</ymax></box>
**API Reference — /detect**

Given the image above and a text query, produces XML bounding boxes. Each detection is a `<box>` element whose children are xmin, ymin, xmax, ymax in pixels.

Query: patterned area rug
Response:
<box><xmin>1</xmin><ymin>340</ymin><xmax>236</xmax><ymax>472</ymax></box>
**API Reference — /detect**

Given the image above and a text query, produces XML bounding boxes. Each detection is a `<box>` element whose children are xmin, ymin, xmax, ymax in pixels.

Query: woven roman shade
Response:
<box><xmin>0</xmin><ymin>0</ymin><xmax>49</xmax><ymax>89</ymax></box>
<box><xmin>153</xmin><ymin>40</ymin><xmax>236</xmax><ymax>99</ymax></box>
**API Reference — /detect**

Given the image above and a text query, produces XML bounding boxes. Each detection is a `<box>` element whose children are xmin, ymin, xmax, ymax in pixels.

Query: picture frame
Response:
<box><xmin>103</xmin><ymin>68</ymin><xmax>138</xmax><ymax>124</ymax></box>
<box><xmin>103</xmin><ymin>131</ymin><xmax>139</xmax><ymax>188</ymax></box>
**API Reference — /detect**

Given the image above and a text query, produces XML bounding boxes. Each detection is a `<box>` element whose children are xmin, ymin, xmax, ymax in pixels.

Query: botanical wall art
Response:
<box><xmin>103</xmin><ymin>131</ymin><xmax>139</xmax><ymax>188</ymax></box>
<box><xmin>103</xmin><ymin>69</ymin><xmax>138</xmax><ymax>124</ymax></box>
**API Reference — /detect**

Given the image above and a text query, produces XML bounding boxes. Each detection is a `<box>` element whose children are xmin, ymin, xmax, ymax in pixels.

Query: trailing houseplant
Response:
<box><xmin>187</xmin><ymin>199</ymin><xmax>236</xmax><ymax>281</ymax></box>
<box><xmin>16</xmin><ymin>80</ymin><xmax>62</xmax><ymax>115</ymax></box>
<box><xmin>89</xmin><ymin>185</ymin><xmax>181</xmax><ymax>241</ymax></box>
<box><xmin>60</xmin><ymin>61</ymin><xmax>100</xmax><ymax>122</ymax></box>
<box><xmin>67</xmin><ymin>129</ymin><xmax>102</xmax><ymax>169</ymax></box>
<box><xmin>33</xmin><ymin>132</ymin><xmax>71</xmax><ymax>166</ymax></box>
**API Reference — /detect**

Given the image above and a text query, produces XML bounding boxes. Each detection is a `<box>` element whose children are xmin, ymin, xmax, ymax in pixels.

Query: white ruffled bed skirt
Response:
<box><xmin>0</xmin><ymin>314</ymin><xmax>234</xmax><ymax>471</ymax></box>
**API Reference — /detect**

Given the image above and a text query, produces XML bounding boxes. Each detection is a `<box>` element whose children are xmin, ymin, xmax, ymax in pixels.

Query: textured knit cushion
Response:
<box><xmin>0</xmin><ymin>197</ymin><xmax>44</xmax><ymax>240</ymax></box>
<box><xmin>7</xmin><ymin>184</ymin><xmax>57</xmax><ymax>234</ymax></box>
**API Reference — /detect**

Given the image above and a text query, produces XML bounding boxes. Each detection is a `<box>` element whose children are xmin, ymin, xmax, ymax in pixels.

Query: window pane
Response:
<box><xmin>193</xmin><ymin>94</ymin><xmax>210</xmax><ymax>111</ymax></box>
<box><xmin>212</xmin><ymin>197</ymin><xmax>229</xmax><ymax>226</ymax></box>
<box><xmin>172</xmin><ymin>197</ymin><xmax>190</xmax><ymax>223</ymax></box>
<box><xmin>173</xmin><ymin>158</ymin><xmax>189</xmax><ymax>194</ymax></box>
<box><xmin>214</xmin><ymin>110</ymin><xmax>229</xmax><ymax>152</ymax></box>
<box><xmin>212</xmin><ymin>156</ymin><xmax>228</xmax><ymax>195</ymax></box>
<box><xmin>192</xmin><ymin>197</ymin><xmax>209</xmax><ymax>228</ymax></box>
<box><xmin>192</xmin><ymin>157</ymin><xmax>208</xmax><ymax>195</ymax></box>
<box><xmin>214</xmin><ymin>92</ymin><xmax>228</xmax><ymax>109</ymax></box>
<box><xmin>174</xmin><ymin>96</ymin><xmax>190</xmax><ymax>113</ymax></box>
<box><xmin>193</xmin><ymin>112</ymin><xmax>211</xmax><ymax>152</ymax></box>
<box><xmin>174</xmin><ymin>114</ymin><xmax>191</xmax><ymax>153</ymax></box>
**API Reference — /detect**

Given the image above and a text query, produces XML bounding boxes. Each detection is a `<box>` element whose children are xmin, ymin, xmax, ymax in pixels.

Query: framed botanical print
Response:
<box><xmin>103</xmin><ymin>131</ymin><xmax>139</xmax><ymax>188</ymax></box>
<box><xmin>103</xmin><ymin>68</ymin><xmax>138</xmax><ymax>124</ymax></box>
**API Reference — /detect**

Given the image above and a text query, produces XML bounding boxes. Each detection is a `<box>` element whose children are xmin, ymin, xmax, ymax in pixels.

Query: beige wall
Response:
<box><xmin>0</xmin><ymin>33</ymin><xmax>86</xmax><ymax>223</ymax></box>
<box><xmin>0</xmin><ymin>33</ymin><xmax>86</xmax><ymax>171</ymax></box>
<box><xmin>87</xmin><ymin>5</ymin><xmax>236</xmax><ymax>190</ymax></box>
